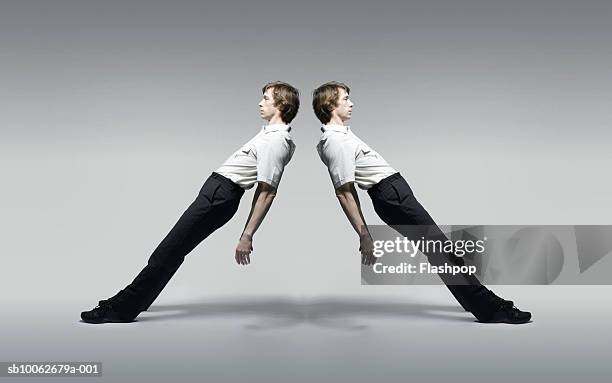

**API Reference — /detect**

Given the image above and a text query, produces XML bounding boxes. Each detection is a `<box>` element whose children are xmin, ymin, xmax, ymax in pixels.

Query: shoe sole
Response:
<box><xmin>80</xmin><ymin>309</ymin><xmax>137</xmax><ymax>324</ymax></box>
<box><xmin>477</xmin><ymin>319</ymin><xmax>532</xmax><ymax>324</ymax></box>
<box><xmin>80</xmin><ymin>317</ymin><xmax>136</xmax><ymax>324</ymax></box>
<box><xmin>477</xmin><ymin>315</ymin><xmax>532</xmax><ymax>324</ymax></box>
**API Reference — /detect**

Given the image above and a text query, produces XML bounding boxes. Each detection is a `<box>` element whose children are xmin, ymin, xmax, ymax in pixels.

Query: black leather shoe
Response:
<box><xmin>464</xmin><ymin>291</ymin><xmax>514</xmax><ymax>312</ymax></box>
<box><xmin>99</xmin><ymin>299</ymin><xmax>149</xmax><ymax>312</ymax></box>
<box><xmin>80</xmin><ymin>304</ymin><xmax>135</xmax><ymax>324</ymax></box>
<box><xmin>479</xmin><ymin>305</ymin><xmax>532</xmax><ymax>324</ymax></box>
<box><xmin>98</xmin><ymin>293</ymin><xmax>148</xmax><ymax>312</ymax></box>
<box><xmin>490</xmin><ymin>291</ymin><xmax>514</xmax><ymax>309</ymax></box>
<box><xmin>97</xmin><ymin>290</ymin><xmax>123</xmax><ymax>309</ymax></box>
<box><xmin>98</xmin><ymin>298</ymin><xmax>113</xmax><ymax>306</ymax></box>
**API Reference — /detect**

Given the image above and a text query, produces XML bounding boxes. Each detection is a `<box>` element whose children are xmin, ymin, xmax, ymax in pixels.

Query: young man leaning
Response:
<box><xmin>81</xmin><ymin>81</ymin><xmax>299</xmax><ymax>324</ymax></box>
<box><xmin>313</xmin><ymin>81</ymin><xmax>531</xmax><ymax>324</ymax></box>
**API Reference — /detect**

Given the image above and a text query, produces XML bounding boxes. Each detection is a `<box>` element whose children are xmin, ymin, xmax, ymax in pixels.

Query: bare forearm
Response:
<box><xmin>243</xmin><ymin>186</ymin><xmax>261</xmax><ymax>230</ymax></box>
<box><xmin>241</xmin><ymin>187</ymin><xmax>276</xmax><ymax>238</ymax></box>
<box><xmin>350</xmin><ymin>185</ymin><xmax>369</xmax><ymax>233</ymax></box>
<box><xmin>336</xmin><ymin>187</ymin><xmax>369</xmax><ymax>238</ymax></box>
<box><xmin>336</xmin><ymin>183</ymin><xmax>375</xmax><ymax>264</ymax></box>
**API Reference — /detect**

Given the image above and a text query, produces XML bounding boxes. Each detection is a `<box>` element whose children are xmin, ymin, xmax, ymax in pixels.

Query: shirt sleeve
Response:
<box><xmin>256</xmin><ymin>135</ymin><xmax>294</xmax><ymax>189</ymax></box>
<box><xmin>323</xmin><ymin>136</ymin><xmax>357</xmax><ymax>189</ymax></box>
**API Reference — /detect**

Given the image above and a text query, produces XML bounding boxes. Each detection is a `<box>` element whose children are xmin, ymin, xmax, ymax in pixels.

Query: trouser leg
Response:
<box><xmin>369</xmin><ymin>175</ymin><xmax>497</xmax><ymax>320</ymax></box>
<box><xmin>111</xmin><ymin>176</ymin><xmax>241</xmax><ymax>318</ymax></box>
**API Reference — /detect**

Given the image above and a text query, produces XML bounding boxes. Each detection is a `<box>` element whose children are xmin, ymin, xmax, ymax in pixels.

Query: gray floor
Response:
<box><xmin>1</xmin><ymin>286</ymin><xmax>610</xmax><ymax>383</ymax></box>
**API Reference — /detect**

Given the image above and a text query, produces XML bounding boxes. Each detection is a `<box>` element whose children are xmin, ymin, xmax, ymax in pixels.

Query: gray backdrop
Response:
<box><xmin>2</xmin><ymin>1</ymin><xmax>612</xmax><ymax>382</ymax></box>
<box><xmin>1</xmin><ymin>0</ymin><xmax>611</xmax><ymax>302</ymax></box>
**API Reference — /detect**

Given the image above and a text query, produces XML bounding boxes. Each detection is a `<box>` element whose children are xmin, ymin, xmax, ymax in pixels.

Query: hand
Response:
<box><xmin>359</xmin><ymin>234</ymin><xmax>376</xmax><ymax>266</ymax></box>
<box><xmin>235</xmin><ymin>233</ymin><xmax>253</xmax><ymax>265</ymax></box>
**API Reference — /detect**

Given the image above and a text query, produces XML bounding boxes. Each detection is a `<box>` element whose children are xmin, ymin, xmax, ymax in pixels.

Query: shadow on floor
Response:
<box><xmin>135</xmin><ymin>296</ymin><xmax>475</xmax><ymax>328</ymax></box>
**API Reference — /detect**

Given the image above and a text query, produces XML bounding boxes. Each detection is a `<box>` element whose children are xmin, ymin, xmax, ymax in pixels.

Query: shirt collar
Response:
<box><xmin>321</xmin><ymin>124</ymin><xmax>349</xmax><ymax>133</ymax></box>
<box><xmin>263</xmin><ymin>123</ymin><xmax>291</xmax><ymax>133</ymax></box>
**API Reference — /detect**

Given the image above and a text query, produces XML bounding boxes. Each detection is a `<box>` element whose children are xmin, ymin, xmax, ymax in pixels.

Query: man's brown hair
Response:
<box><xmin>262</xmin><ymin>81</ymin><xmax>300</xmax><ymax>124</ymax></box>
<box><xmin>312</xmin><ymin>81</ymin><xmax>350</xmax><ymax>124</ymax></box>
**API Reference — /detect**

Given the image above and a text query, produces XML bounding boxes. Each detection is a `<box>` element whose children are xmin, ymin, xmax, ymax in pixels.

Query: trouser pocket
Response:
<box><xmin>198</xmin><ymin>178</ymin><xmax>221</xmax><ymax>204</ymax></box>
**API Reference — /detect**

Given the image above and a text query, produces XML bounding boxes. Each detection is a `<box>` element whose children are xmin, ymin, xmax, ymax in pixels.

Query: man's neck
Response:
<box><xmin>266</xmin><ymin>116</ymin><xmax>285</xmax><ymax>126</ymax></box>
<box><xmin>327</xmin><ymin>117</ymin><xmax>346</xmax><ymax>126</ymax></box>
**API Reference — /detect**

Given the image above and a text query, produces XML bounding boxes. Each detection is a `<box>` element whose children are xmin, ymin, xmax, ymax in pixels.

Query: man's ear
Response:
<box><xmin>327</xmin><ymin>106</ymin><xmax>336</xmax><ymax>119</ymax></box>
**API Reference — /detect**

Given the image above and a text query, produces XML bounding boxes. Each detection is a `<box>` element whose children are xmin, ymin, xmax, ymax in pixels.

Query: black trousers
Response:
<box><xmin>112</xmin><ymin>172</ymin><xmax>244</xmax><ymax>318</ymax></box>
<box><xmin>367</xmin><ymin>172</ymin><xmax>498</xmax><ymax>320</ymax></box>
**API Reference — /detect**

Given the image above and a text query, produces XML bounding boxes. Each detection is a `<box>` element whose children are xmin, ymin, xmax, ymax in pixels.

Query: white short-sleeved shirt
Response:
<box><xmin>215</xmin><ymin>124</ymin><xmax>296</xmax><ymax>189</ymax></box>
<box><xmin>316</xmin><ymin>124</ymin><xmax>397</xmax><ymax>190</ymax></box>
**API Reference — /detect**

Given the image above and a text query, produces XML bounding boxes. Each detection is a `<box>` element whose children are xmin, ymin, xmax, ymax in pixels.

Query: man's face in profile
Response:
<box><xmin>332</xmin><ymin>87</ymin><xmax>353</xmax><ymax>123</ymax></box>
<box><xmin>258</xmin><ymin>87</ymin><xmax>281</xmax><ymax>122</ymax></box>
